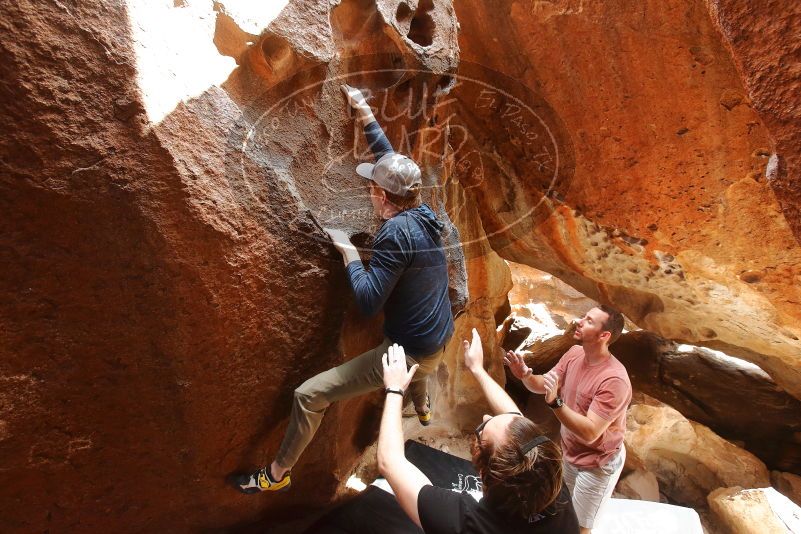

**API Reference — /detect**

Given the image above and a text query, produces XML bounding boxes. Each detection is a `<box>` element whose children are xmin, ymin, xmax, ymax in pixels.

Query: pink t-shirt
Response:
<box><xmin>550</xmin><ymin>345</ymin><xmax>632</xmax><ymax>468</ymax></box>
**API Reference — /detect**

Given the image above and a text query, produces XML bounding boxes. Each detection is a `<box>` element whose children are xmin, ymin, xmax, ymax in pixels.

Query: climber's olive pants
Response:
<box><xmin>275</xmin><ymin>338</ymin><xmax>444</xmax><ymax>469</ymax></box>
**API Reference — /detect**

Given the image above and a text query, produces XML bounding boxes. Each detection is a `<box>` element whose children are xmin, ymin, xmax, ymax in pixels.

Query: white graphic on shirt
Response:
<box><xmin>451</xmin><ymin>473</ymin><xmax>483</xmax><ymax>502</ymax></box>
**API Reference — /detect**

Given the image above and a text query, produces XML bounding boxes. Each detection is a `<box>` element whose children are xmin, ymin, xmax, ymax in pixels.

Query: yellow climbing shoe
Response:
<box><xmin>233</xmin><ymin>466</ymin><xmax>291</xmax><ymax>494</ymax></box>
<box><xmin>416</xmin><ymin>393</ymin><xmax>432</xmax><ymax>426</ymax></box>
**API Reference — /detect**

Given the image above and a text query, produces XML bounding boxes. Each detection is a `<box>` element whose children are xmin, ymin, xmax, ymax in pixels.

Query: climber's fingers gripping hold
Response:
<box><xmin>340</xmin><ymin>84</ymin><xmax>376</xmax><ymax>126</ymax></box>
<box><xmin>340</xmin><ymin>84</ymin><xmax>369</xmax><ymax>110</ymax></box>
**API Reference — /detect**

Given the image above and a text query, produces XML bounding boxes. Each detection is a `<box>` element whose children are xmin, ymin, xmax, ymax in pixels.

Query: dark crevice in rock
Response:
<box><xmin>407</xmin><ymin>0</ymin><xmax>435</xmax><ymax>47</ymax></box>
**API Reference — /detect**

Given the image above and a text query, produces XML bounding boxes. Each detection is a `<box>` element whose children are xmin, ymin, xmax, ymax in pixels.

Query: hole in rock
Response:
<box><xmin>739</xmin><ymin>270</ymin><xmax>762</xmax><ymax>284</ymax></box>
<box><xmin>260</xmin><ymin>33</ymin><xmax>295</xmax><ymax>75</ymax></box>
<box><xmin>435</xmin><ymin>74</ymin><xmax>455</xmax><ymax>94</ymax></box>
<box><xmin>407</xmin><ymin>0</ymin><xmax>435</xmax><ymax>47</ymax></box>
<box><xmin>331</xmin><ymin>0</ymin><xmax>408</xmax><ymax>89</ymax></box>
<box><xmin>699</xmin><ymin>327</ymin><xmax>717</xmax><ymax>339</ymax></box>
<box><xmin>395</xmin><ymin>2</ymin><xmax>412</xmax><ymax>23</ymax></box>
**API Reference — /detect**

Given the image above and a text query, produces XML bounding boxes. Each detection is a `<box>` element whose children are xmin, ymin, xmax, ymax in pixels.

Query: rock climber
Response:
<box><xmin>233</xmin><ymin>84</ymin><xmax>454</xmax><ymax>493</ymax></box>
<box><xmin>505</xmin><ymin>305</ymin><xmax>631</xmax><ymax>534</ymax></box>
<box><xmin>376</xmin><ymin>329</ymin><xmax>579</xmax><ymax>533</ymax></box>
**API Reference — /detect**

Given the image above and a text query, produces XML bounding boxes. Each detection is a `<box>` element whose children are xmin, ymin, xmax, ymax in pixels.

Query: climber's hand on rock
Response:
<box><xmin>341</xmin><ymin>84</ymin><xmax>369</xmax><ymax>109</ymax></box>
<box><xmin>543</xmin><ymin>371</ymin><xmax>559</xmax><ymax>404</ymax></box>
<box><xmin>323</xmin><ymin>227</ymin><xmax>355</xmax><ymax>253</ymax></box>
<box><xmin>382</xmin><ymin>343</ymin><xmax>418</xmax><ymax>391</ymax></box>
<box><xmin>323</xmin><ymin>227</ymin><xmax>360</xmax><ymax>266</ymax></box>
<box><xmin>503</xmin><ymin>350</ymin><xmax>531</xmax><ymax>381</ymax></box>
<box><xmin>340</xmin><ymin>84</ymin><xmax>375</xmax><ymax>125</ymax></box>
<box><xmin>462</xmin><ymin>328</ymin><xmax>484</xmax><ymax>373</ymax></box>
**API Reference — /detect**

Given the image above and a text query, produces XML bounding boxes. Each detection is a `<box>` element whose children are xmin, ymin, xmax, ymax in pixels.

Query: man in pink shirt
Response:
<box><xmin>506</xmin><ymin>305</ymin><xmax>631</xmax><ymax>534</ymax></box>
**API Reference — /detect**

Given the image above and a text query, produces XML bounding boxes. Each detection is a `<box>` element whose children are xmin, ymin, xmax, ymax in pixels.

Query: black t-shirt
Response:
<box><xmin>417</xmin><ymin>484</ymin><xmax>579</xmax><ymax>534</ymax></box>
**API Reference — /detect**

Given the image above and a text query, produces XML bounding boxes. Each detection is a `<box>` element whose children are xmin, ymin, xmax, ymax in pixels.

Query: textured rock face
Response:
<box><xmin>0</xmin><ymin>0</ymin><xmax>478</xmax><ymax>531</ymax></box>
<box><xmin>2</xmin><ymin>0</ymin><xmax>801</xmax><ymax>532</ymax></box>
<box><xmin>625</xmin><ymin>396</ymin><xmax>770</xmax><ymax>507</ymax></box>
<box><xmin>705</xmin><ymin>0</ymin><xmax>801</xmax><ymax>245</ymax></box>
<box><xmin>613</xmin><ymin>331</ymin><xmax>801</xmax><ymax>473</ymax></box>
<box><xmin>454</xmin><ymin>0</ymin><xmax>801</xmax><ymax>399</ymax></box>
<box><xmin>708</xmin><ymin>486</ymin><xmax>800</xmax><ymax>534</ymax></box>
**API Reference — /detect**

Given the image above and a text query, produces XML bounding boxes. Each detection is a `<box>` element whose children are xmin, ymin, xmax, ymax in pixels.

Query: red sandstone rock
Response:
<box><xmin>453</xmin><ymin>0</ymin><xmax>801</xmax><ymax>400</ymax></box>
<box><xmin>0</xmin><ymin>1</ymin><xmax>471</xmax><ymax>531</ymax></box>
<box><xmin>2</xmin><ymin>0</ymin><xmax>801</xmax><ymax>531</ymax></box>
<box><xmin>705</xmin><ymin>0</ymin><xmax>801</xmax><ymax>245</ymax></box>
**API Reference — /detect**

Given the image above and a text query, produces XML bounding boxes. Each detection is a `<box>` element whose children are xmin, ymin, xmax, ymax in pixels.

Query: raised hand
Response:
<box><xmin>323</xmin><ymin>227</ymin><xmax>356</xmax><ymax>253</ymax></box>
<box><xmin>503</xmin><ymin>350</ymin><xmax>531</xmax><ymax>381</ymax></box>
<box><xmin>462</xmin><ymin>328</ymin><xmax>484</xmax><ymax>373</ymax></box>
<box><xmin>340</xmin><ymin>84</ymin><xmax>375</xmax><ymax>125</ymax></box>
<box><xmin>341</xmin><ymin>84</ymin><xmax>369</xmax><ymax>109</ymax></box>
<box><xmin>382</xmin><ymin>344</ymin><xmax>418</xmax><ymax>391</ymax></box>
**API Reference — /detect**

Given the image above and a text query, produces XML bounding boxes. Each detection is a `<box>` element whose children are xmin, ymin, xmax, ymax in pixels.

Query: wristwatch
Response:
<box><xmin>385</xmin><ymin>387</ymin><xmax>404</xmax><ymax>397</ymax></box>
<box><xmin>547</xmin><ymin>396</ymin><xmax>564</xmax><ymax>409</ymax></box>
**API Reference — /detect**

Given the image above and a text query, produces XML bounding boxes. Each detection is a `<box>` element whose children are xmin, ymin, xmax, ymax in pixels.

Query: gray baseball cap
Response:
<box><xmin>356</xmin><ymin>153</ymin><xmax>422</xmax><ymax>196</ymax></box>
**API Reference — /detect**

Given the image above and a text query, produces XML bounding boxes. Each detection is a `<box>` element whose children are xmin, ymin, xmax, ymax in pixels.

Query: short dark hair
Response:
<box><xmin>471</xmin><ymin>417</ymin><xmax>563</xmax><ymax>520</ymax></box>
<box><xmin>599</xmin><ymin>304</ymin><xmax>624</xmax><ymax>344</ymax></box>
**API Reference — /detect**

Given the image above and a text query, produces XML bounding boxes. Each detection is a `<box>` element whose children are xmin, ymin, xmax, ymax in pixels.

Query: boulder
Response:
<box><xmin>616</xmin><ymin>469</ymin><xmax>661</xmax><ymax>502</ymax></box>
<box><xmin>625</xmin><ymin>397</ymin><xmax>770</xmax><ymax>507</ymax></box>
<box><xmin>613</xmin><ymin>331</ymin><xmax>801</xmax><ymax>473</ymax></box>
<box><xmin>3</xmin><ymin>0</ymin><xmax>801</xmax><ymax>531</ymax></box>
<box><xmin>771</xmin><ymin>471</ymin><xmax>801</xmax><ymax>508</ymax></box>
<box><xmin>0</xmin><ymin>0</ymin><xmax>476</xmax><ymax>531</ymax></box>
<box><xmin>708</xmin><ymin>486</ymin><xmax>800</xmax><ymax>534</ymax></box>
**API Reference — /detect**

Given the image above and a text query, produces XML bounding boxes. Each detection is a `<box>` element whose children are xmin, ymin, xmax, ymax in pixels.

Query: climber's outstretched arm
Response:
<box><xmin>341</xmin><ymin>84</ymin><xmax>395</xmax><ymax>161</ymax></box>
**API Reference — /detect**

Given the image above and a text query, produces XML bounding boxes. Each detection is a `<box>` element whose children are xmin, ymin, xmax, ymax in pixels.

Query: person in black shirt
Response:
<box><xmin>378</xmin><ymin>330</ymin><xmax>580</xmax><ymax>534</ymax></box>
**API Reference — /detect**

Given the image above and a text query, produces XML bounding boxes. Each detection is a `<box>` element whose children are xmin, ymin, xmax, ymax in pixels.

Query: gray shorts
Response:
<box><xmin>563</xmin><ymin>446</ymin><xmax>626</xmax><ymax>529</ymax></box>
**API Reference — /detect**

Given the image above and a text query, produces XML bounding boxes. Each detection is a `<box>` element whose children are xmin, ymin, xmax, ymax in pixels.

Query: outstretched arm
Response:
<box><xmin>463</xmin><ymin>328</ymin><xmax>520</xmax><ymax>414</ymax></box>
<box><xmin>341</xmin><ymin>84</ymin><xmax>395</xmax><ymax>160</ymax></box>
<box><xmin>377</xmin><ymin>344</ymin><xmax>431</xmax><ymax>528</ymax></box>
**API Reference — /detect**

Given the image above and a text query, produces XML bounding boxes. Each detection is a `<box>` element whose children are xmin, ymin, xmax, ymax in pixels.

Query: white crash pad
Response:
<box><xmin>594</xmin><ymin>498</ymin><xmax>703</xmax><ymax>534</ymax></box>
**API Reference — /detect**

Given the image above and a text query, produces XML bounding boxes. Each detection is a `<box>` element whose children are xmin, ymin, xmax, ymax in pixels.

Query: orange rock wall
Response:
<box><xmin>1</xmin><ymin>0</ymin><xmax>800</xmax><ymax>531</ymax></box>
<box><xmin>454</xmin><ymin>0</ymin><xmax>801</xmax><ymax>398</ymax></box>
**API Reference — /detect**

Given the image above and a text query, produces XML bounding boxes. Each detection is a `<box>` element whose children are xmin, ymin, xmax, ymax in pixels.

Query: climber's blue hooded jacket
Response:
<box><xmin>346</xmin><ymin>204</ymin><xmax>454</xmax><ymax>356</ymax></box>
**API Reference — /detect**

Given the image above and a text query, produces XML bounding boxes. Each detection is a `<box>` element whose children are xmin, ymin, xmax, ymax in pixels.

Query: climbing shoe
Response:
<box><xmin>416</xmin><ymin>394</ymin><xmax>432</xmax><ymax>427</ymax></box>
<box><xmin>232</xmin><ymin>466</ymin><xmax>291</xmax><ymax>494</ymax></box>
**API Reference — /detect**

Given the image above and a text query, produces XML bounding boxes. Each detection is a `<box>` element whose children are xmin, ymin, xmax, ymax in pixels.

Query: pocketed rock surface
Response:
<box><xmin>1</xmin><ymin>0</ymin><xmax>801</xmax><ymax>531</ymax></box>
